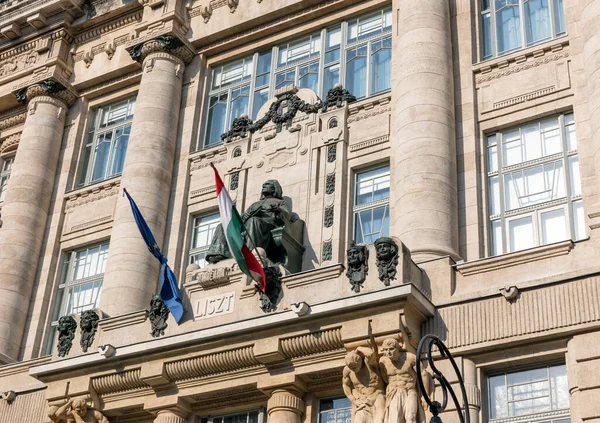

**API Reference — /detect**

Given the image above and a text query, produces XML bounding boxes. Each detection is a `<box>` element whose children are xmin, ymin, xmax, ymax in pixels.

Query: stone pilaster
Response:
<box><xmin>266</xmin><ymin>389</ymin><xmax>305</xmax><ymax>423</ymax></box>
<box><xmin>0</xmin><ymin>81</ymin><xmax>76</xmax><ymax>361</ymax></box>
<box><xmin>100</xmin><ymin>37</ymin><xmax>192</xmax><ymax>317</ymax></box>
<box><xmin>580</xmin><ymin>1</ymin><xmax>600</xmax><ymax>228</ymax></box>
<box><xmin>390</xmin><ymin>0</ymin><xmax>459</xmax><ymax>261</ymax></box>
<box><xmin>567</xmin><ymin>333</ymin><xmax>600</xmax><ymax>423</ymax></box>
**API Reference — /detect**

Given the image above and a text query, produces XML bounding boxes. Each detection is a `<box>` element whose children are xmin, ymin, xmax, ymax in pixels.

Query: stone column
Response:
<box><xmin>266</xmin><ymin>389</ymin><xmax>305</xmax><ymax>423</ymax></box>
<box><xmin>0</xmin><ymin>81</ymin><xmax>75</xmax><ymax>361</ymax></box>
<box><xmin>390</xmin><ymin>0</ymin><xmax>460</xmax><ymax>260</ymax></box>
<box><xmin>567</xmin><ymin>333</ymin><xmax>600</xmax><ymax>423</ymax></box>
<box><xmin>100</xmin><ymin>37</ymin><xmax>193</xmax><ymax>317</ymax></box>
<box><xmin>580</xmin><ymin>1</ymin><xmax>600</xmax><ymax>224</ymax></box>
<box><xmin>154</xmin><ymin>410</ymin><xmax>187</xmax><ymax>423</ymax></box>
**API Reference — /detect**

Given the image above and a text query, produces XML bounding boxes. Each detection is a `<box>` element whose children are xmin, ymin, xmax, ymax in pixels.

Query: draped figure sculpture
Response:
<box><xmin>206</xmin><ymin>180</ymin><xmax>291</xmax><ymax>265</ymax></box>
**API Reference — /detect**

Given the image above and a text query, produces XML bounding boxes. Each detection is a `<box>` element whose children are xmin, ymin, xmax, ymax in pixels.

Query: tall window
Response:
<box><xmin>200</xmin><ymin>410</ymin><xmax>264</xmax><ymax>423</ymax></box>
<box><xmin>203</xmin><ymin>7</ymin><xmax>392</xmax><ymax>147</ymax></box>
<box><xmin>46</xmin><ymin>242</ymin><xmax>108</xmax><ymax>354</ymax></box>
<box><xmin>78</xmin><ymin>97</ymin><xmax>136</xmax><ymax>187</ymax></box>
<box><xmin>488</xmin><ymin>364</ymin><xmax>569</xmax><ymax>421</ymax></box>
<box><xmin>319</xmin><ymin>398</ymin><xmax>352</xmax><ymax>423</ymax></box>
<box><xmin>353</xmin><ymin>166</ymin><xmax>390</xmax><ymax>244</ymax></box>
<box><xmin>189</xmin><ymin>212</ymin><xmax>220</xmax><ymax>267</ymax></box>
<box><xmin>0</xmin><ymin>156</ymin><xmax>14</xmax><ymax>202</ymax></box>
<box><xmin>480</xmin><ymin>0</ymin><xmax>566</xmax><ymax>59</ymax></box>
<box><xmin>487</xmin><ymin>113</ymin><xmax>585</xmax><ymax>256</ymax></box>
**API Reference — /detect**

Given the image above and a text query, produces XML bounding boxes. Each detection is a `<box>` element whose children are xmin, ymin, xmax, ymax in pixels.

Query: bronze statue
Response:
<box><xmin>374</xmin><ymin>237</ymin><xmax>399</xmax><ymax>286</ymax></box>
<box><xmin>206</xmin><ymin>180</ymin><xmax>291</xmax><ymax>265</ymax></box>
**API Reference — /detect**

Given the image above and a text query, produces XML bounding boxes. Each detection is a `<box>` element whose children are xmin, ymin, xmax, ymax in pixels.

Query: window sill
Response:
<box><xmin>473</xmin><ymin>37</ymin><xmax>569</xmax><ymax>75</ymax></box>
<box><xmin>456</xmin><ymin>239</ymin><xmax>575</xmax><ymax>277</ymax></box>
<box><xmin>65</xmin><ymin>177</ymin><xmax>121</xmax><ymax>202</ymax></box>
<box><xmin>489</xmin><ymin>409</ymin><xmax>570</xmax><ymax>423</ymax></box>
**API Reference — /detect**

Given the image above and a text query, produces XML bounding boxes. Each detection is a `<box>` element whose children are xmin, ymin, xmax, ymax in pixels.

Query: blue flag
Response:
<box><xmin>123</xmin><ymin>189</ymin><xmax>184</xmax><ymax>323</ymax></box>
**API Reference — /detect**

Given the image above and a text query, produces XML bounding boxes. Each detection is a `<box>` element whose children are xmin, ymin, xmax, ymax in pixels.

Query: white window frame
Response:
<box><xmin>480</xmin><ymin>0</ymin><xmax>566</xmax><ymax>61</ymax></box>
<box><xmin>318</xmin><ymin>396</ymin><xmax>352</xmax><ymax>423</ymax></box>
<box><xmin>200</xmin><ymin>409</ymin><xmax>266</xmax><ymax>423</ymax></box>
<box><xmin>487</xmin><ymin>363</ymin><xmax>570</xmax><ymax>422</ymax></box>
<box><xmin>486</xmin><ymin>113</ymin><xmax>584</xmax><ymax>256</ymax></box>
<box><xmin>189</xmin><ymin>212</ymin><xmax>221</xmax><ymax>267</ymax></box>
<box><xmin>0</xmin><ymin>155</ymin><xmax>14</xmax><ymax>202</ymax></box>
<box><xmin>78</xmin><ymin>97</ymin><xmax>136</xmax><ymax>187</ymax></box>
<box><xmin>352</xmin><ymin>165</ymin><xmax>391</xmax><ymax>245</ymax></box>
<box><xmin>202</xmin><ymin>6</ymin><xmax>392</xmax><ymax>148</ymax></box>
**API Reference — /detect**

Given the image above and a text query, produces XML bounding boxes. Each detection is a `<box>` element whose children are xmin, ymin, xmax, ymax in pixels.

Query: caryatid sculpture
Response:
<box><xmin>378</xmin><ymin>339</ymin><xmax>426</xmax><ymax>423</ymax></box>
<box><xmin>48</xmin><ymin>398</ymin><xmax>109</xmax><ymax>423</ymax></box>
<box><xmin>206</xmin><ymin>179</ymin><xmax>291</xmax><ymax>265</ymax></box>
<box><xmin>343</xmin><ymin>347</ymin><xmax>385</xmax><ymax>423</ymax></box>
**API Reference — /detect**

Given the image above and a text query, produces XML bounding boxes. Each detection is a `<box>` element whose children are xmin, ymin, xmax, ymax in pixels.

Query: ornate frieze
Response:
<box><xmin>327</xmin><ymin>144</ymin><xmax>336</xmax><ymax>162</ymax></box>
<box><xmin>65</xmin><ymin>180</ymin><xmax>120</xmax><ymax>210</ymax></box>
<box><xmin>73</xmin><ymin>11</ymin><xmax>141</xmax><ymax>44</ymax></box>
<box><xmin>0</xmin><ymin>107</ymin><xmax>26</xmax><ymax>131</ymax></box>
<box><xmin>0</xmin><ymin>49</ymin><xmax>37</xmax><ymax>79</ymax></box>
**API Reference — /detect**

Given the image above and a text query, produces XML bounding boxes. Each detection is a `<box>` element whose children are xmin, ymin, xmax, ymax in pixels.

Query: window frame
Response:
<box><xmin>317</xmin><ymin>396</ymin><xmax>352</xmax><ymax>423</ymax></box>
<box><xmin>189</xmin><ymin>211</ymin><xmax>221</xmax><ymax>267</ymax></box>
<box><xmin>202</xmin><ymin>6</ymin><xmax>392</xmax><ymax>148</ymax></box>
<box><xmin>0</xmin><ymin>155</ymin><xmax>14</xmax><ymax>202</ymax></box>
<box><xmin>200</xmin><ymin>408</ymin><xmax>266</xmax><ymax>423</ymax></box>
<box><xmin>78</xmin><ymin>96</ymin><xmax>136</xmax><ymax>188</ymax></box>
<box><xmin>352</xmin><ymin>164</ymin><xmax>391</xmax><ymax>245</ymax></box>
<box><xmin>486</xmin><ymin>362</ymin><xmax>570</xmax><ymax>422</ymax></box>
<box><xmin>486</xmin><ymin>113</ymin><xmax>583</xmax><ymax>256</ymax></box>
<box><xmin>479</xmin><ymin>0</ymin><xmax>566</xmax><ymax>61</ymax></box>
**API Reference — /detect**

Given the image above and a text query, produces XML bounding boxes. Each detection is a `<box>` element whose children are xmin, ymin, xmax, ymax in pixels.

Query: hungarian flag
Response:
<box><xmin>211</xmin><ymin>164</ymin><xmax>266</xmax><ymax>292</ymax></box>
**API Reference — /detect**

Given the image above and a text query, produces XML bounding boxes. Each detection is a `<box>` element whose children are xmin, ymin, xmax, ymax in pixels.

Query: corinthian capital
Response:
<box><xmin>14</xmin><ymin>79</ymin><xmax>77</xmax><ymax>107</ymax></box>
<box><xmin>127</xmin><ymin>35</ymin><xmax>195</xmax><ymax>65</ymax></box>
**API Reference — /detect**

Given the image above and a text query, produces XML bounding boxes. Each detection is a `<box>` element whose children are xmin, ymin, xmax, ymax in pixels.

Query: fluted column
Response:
<box><xmin>266</xmin><ymin>389</ymin><xmax>305</xmax><ymax>423</ymax></box>
<box><xmin>0</xmin><ymin>82</ymin><xmax>75</xmax><ymax>361</ymax></box>
<box><xmin>154</xmin><ymin>410</ymin><xmax>187</xmax><ymax>423</ymax></box>
<box><xmin>581</xmin><ymin>1</ymin><xmax>600</xmax><ymax>221</ymax></box>
<box><xmin>390</xmin><ymin>0</ymin><xmax>459</xmax><ymax>260</ymax></box>
<box><xmin>100</xmin><ymin>37</ymin><xmax>192</xmax><ymax>317</ymax></box>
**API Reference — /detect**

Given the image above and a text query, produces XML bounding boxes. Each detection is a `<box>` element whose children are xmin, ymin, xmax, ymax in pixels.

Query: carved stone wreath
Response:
<box><xmin>221</xmin><ymin>85</ymin><xmax>356</xmax><ymax>143</ymax></box>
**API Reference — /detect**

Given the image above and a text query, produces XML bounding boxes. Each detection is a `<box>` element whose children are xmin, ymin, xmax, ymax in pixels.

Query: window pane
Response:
<box><xmin>489</xmin><ymin>375</ymin><xmax>508</xmax><ymax>419</ymax></box>
<box><xmin>275</xmin><ymin>70</ymin><xmax>296</xmax><ymax>89</ymax></box>
<box><xmin>541</xmin><ymin>117</ymin><xmax>561</xmax><ymax>155</ymax></box>
<box><xmin>569</xmin><ymin>155</ymin><xmax>582</xmax><ymax>197</ymax></box>
<box><xmin>549</xmin><ymin>365</ymin><xmax>569</xmax><ymax>410</ymax></box>
<box><xmin>491</xmin><ymin>220</ymin><xmax>503</xmax><ymax>256</ymax></box>
<box><xmin>554</xmin><ymin>0</ymin><xmax>566</xmax><ymax>34</ymax></box>
<box><xmin>370</xmin><ymin>37</ymin><xmax>392</xmax><ymax>94</ymax></box>
<box><xmin>356</xmin><ymin>167</ymin><xmax>390</xmax><ymax>205</ymax></box>
<box><xmin>509</xmin><ymin>215</ymin><xmax>534</xmax><ymax>252</ymax></box>
<box><xmin>206</xmin><ymin>94</ymin><xmax>228</xmax><ymax>146</ymax></box>
<box><xmin>522</xmin><ymin>122</ymin><xmax>542</xmax><ymax>161</ymax></box>
<box><xmin>565</xmin><ymin>114</ymin><xmax>577</xmax><ymax>150</ymax></box>
<box><xmin>229</xmin><ymin>86</ymin><xmax>250</xmax><ymax>128</ymax></box>
<box><xmin>253</xmin><ymin>88</ymin><xmax>269</xmax><ymax>120</ymax></box>
<box><xmin>524</xmin><ymin>0</ymin><xmax>552</xmax><ymax>45</ymax></box>
<box><xmin>215</xmin><ymin>58</ymin><xmax>252</xmax><ymax>88</ymax></box>
<box><xmin>573</xmin><ymin>200</ymin><xmax>586</xmax><ymax>240</ymax></box>
<box><xmin>541</xmin><ymin>208</ymin><xmax>567</xmax><ymax>244</ymax></box>
<box><xmin>346</xmin><ymin>45</ymin><xmax>368</xmax><ymax>99</ymax></box>
<box><xmin>109</xmin><ymin>125</ymin><xmax>131</xmax><ymax>177</ymax></box>
<box><xmin>324</xmin><ymin>65</ymin><xmax>340</xmax><ymax>96</ymax></box>
<box><xmin>279</xmin><ymin>34</ymin><xmax>321</xmax><ymax>67</ymax></box>
<box><xmin>482</xmin><ymin>12</ymin><xmax>493</xmax><ymax>58</ymax></box>
<box><xmin>256</xmin><ymin>51</ymin><xmax>272</xmax><ymax>75</ymax></box>
<box><xmin>299</xmin><ymin>62</ymin><xmax>319</xmax><ymax>93</ymax></box>
<box><xmin>496</xmin><ymin>0</ymin><xmax>522</xmax><ymax>54</ymax></box>
<box><xmin>92</xmin><ymin>133</ymin><xmax>112</xmax><ymax>182</ymax></box>
<box><xmin>503</xmin><ymin>129</ymin><xmax>522</xmax><ymax>166</ymax></box>
<box><xmin>489</xmin><ymin>176</ymin><xmax>501</xmax><ymax>215</ymax></box>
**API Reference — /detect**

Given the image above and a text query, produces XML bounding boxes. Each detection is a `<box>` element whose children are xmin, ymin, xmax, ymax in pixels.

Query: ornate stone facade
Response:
<box><xmin>0</xmin><ymin>1</ymin><xmax>599</xmax><ymax>423</ymax></box>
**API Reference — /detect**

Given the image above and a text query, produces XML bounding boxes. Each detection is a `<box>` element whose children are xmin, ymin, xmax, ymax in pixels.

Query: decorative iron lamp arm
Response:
<box><xmin>416</xmin><ymin>334</ymin><xmax>471</xmax><ymax>423</ymax></box>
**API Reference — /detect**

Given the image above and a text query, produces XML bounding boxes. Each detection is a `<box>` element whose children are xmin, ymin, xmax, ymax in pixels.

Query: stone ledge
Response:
<box><xmin>99</xmin><ymin>310</ymin><xmax>148</xmax><ymax>332</ymax></box>
<box><xmin>456</xmin><ymin>240</ymin><xmax>575</xmax><ymax>277</ymax></box>
<box><xmin>282</xmin><ymin>264</ymin><xmax>344</xmax><ymax>289</ymax></box>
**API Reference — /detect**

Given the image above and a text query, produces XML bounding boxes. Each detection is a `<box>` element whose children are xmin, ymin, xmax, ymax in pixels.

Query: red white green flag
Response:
<box><xmin>211</xmin><ymin>164</ymin><xmax>266</xmax><ymax>292</ymax></box>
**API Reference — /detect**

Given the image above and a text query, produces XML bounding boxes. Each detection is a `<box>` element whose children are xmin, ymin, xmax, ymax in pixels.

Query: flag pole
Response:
<box><xmin>210</xmin><ymin>163</ymin><xmax>269</xmax><ymax>271</ymax></box>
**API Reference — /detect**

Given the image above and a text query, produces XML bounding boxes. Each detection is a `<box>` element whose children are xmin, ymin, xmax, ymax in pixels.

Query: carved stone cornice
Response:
<box><xmin>14</xmin><ymin>79</ymin><xmax>77</xmax><ymax>107</ymax></box>
<box><xmin>127</xmin><ymin>35</ymin><xmax>194</xmax><ymax>65</ymax></box>
<box><xmin>92</xmin><ymin>369</ymin><xmax>150</xmax><ymax>395</ymax></box>
<box><xmin>0</xmin><ymin>108</ymin><xmax>26</xmax><ymax>131</ymax></box>
<box><xmin>0</xmin><ymin>132</ymin><xmax>20</xmax><ymax>155</ymax></box>
<box><xmin>280</xmin><ymin>327</ymin><xmax>344</xmax><ymax>359</ymax></box>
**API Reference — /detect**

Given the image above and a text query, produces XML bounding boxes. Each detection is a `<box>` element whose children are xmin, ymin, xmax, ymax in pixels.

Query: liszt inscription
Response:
<box><xmin>194</xmin><ymin>291</ymin><xmax>235</xmax><ymax>320</ymax></box>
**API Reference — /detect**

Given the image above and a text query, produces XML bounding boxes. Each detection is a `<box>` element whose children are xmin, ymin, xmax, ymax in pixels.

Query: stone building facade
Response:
<box><xmin>0</xmin><ymin>0</ymin><xmax>599</xmax><ymax>422</ymax></box>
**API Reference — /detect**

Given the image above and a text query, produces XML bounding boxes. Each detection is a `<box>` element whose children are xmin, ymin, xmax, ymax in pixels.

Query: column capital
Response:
<box><xmin>14</xmin><ymin>79</ymin><xmax>77</xmax><ymax>107</ymax></box>
<box><xmin>266</xmin><ymin>389</ymin><xmax>305</xmax><ymax>417</ymax></box>
<box><xmin>154</xmin><ymin>409</ymin><xmax>188</xmax><ymax>423</ymax></box>
<box><xmin>127</xmin><ymin>34</ymin><xmax>195</xmax><ymax>65</ymax></box>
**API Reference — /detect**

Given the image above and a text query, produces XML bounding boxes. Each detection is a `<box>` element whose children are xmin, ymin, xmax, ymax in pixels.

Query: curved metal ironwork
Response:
<box><xmin>416</xmin><ymin>334</ymin><xmax>470</xmax><ymax>423</ymax></box>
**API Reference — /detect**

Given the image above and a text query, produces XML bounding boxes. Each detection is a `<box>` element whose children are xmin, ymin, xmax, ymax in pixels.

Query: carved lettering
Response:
<box><xmin>195</xmin><ymin>291</ymin><xmax>236</xmax><ymax>319</ymax></box>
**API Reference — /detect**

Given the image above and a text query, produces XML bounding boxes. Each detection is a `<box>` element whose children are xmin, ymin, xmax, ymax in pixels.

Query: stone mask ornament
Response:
<box><xmin>346</xmin><ymin>243</ymin><xmax>368</xmax><ymax>292</ymax></box>
<box><xmin>80</xmin><ymin>310</ymin><xmax>100</xmax><ymax>353</ymax></box>
<box><xmin>374</xmin><ymin>237</ymin><xmax>399</xmax><ymax>286</ymax></box>
<box><xmin>148</xmin><ymin>294</ymin><xmax>170</xmax><ymax>337</ymax></box>
<box><xmin>57</xmin><ymin>315</ymin><xmax>77</xmax><ymax>357</ymax></box>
